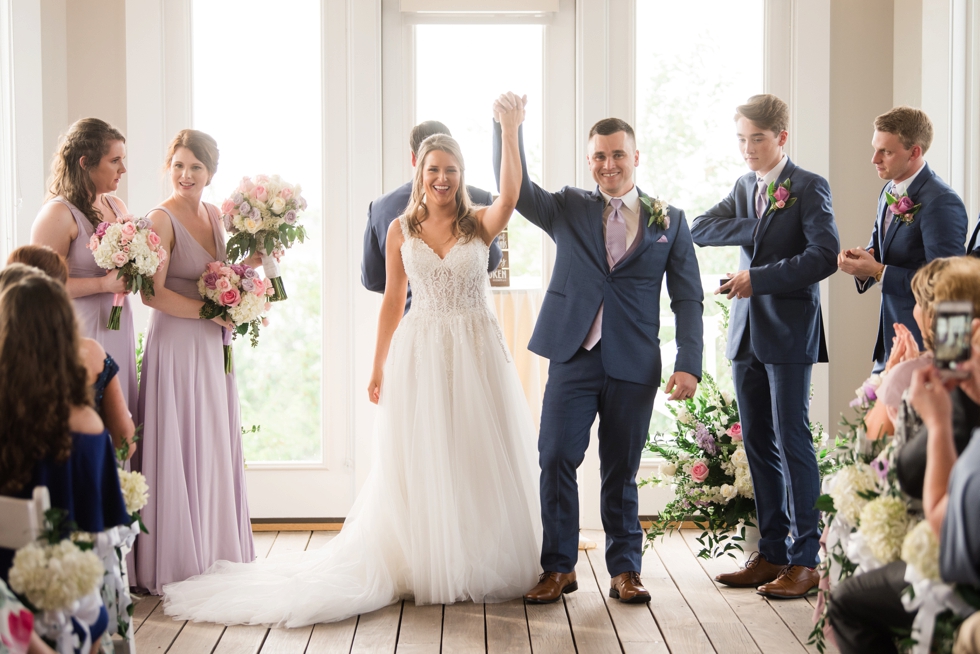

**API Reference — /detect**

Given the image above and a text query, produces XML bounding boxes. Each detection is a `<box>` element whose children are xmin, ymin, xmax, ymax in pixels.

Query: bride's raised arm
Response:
<box><xmin>478</xmin><ymin>92</ymin><xmax>526</xmax><ymax>244</ymax></box>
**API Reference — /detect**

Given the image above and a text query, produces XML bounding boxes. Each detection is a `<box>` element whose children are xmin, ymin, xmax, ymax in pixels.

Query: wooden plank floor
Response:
<box><xmin>130</xmin><ymin>529</ymin><xmax>829</xmax><ymax>653</ymax></box>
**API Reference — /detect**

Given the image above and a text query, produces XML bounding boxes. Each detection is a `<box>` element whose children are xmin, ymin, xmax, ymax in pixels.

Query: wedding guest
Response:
<box><xmin>362</xmin><ymin>120</ymin><xmax>502</xmax><ymax>312</ymax></box>
<box><xmin>838</xmin><ymin>106</ymin><xmax>968</xmax><ymax>373</ymax></box>
<box><xmin>827</xmin><ymin>322</ymin><xmax>980</xmax><ymax>653</ymax></box>
<box><xmin>692</xmin><ymin>94</ymin><xmax>839</xmax><ymax>598</ymax></box>
<box><xmin>0</xmin><ymin>578</ymin><xmax>57</xmax><ymax>654</ymax></box>
<box><xmin>136</xmin><ymin>129</ymin><xmax>254</xmax><ymax>594</ymax></box>
<box><xmin>30</xmin><ymin>118</ymin><xmax>139</xmax><ymax>426</ymax></box>
<box><xmin>5</xmin><ymin>246</ymin><xmax>135</xmax><ymax>458</ymax></box>
<box><xmin>0</xmin><ymin>274</ymin><xmax>130</xmax><ymax>648</ymax></box>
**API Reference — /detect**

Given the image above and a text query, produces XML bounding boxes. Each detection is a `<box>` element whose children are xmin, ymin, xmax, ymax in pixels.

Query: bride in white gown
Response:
<box><xmin>163</xmin><ymin>94</ymin><xmax>541</xmax><ymax>627</ymax></box>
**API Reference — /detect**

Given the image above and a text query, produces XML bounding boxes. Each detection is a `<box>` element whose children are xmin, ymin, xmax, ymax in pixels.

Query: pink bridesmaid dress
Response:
<box><xmin>135</xmin><ymin>203</ymin><xmax>254</xmax><ymax>594</ymax></box>
<box><xmin>58</xmin><ymin>196</ymin><xmax>139</xmax><ymax>421</ymax></box>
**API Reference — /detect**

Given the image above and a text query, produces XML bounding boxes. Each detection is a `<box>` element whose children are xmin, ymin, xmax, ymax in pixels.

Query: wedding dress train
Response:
<box><xmin>163</xmin><ymin>216</ymin><xmax>542</xmax><ymax>627</ymax></box>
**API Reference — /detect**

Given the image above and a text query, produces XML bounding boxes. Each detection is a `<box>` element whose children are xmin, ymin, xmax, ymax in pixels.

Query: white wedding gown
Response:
<box><xmin>163</xmin><ymin>216</ymin><xmax>543</xmax><ymax>627</ymax></box>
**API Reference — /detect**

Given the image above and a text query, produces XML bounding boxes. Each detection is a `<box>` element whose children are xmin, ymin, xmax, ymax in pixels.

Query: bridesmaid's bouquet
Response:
<box><xmin>197</xmin><ymin>261</ymin><xmax>272</xmax><ymax>373</ymax></box>
<box><xmin>220</xmin><ymin>174</ymin><xmax>308</xmax><ymax>302</ymax></box>
<box><xmin>87</xmin><ymin>214</ymin><xmax>168</xmax><ymax>329</ymax></box>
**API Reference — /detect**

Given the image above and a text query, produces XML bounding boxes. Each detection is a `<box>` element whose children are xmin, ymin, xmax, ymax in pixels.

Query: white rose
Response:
<box><xmin>730</xmin><ymin>447</ymin><xmax>747</xmax><ymax>467</ymax></box>
<box><xmin>721</xmin><ymin>390</ymin><xmax>734</xmax><ymax>405</ymax></box>
<box><xmin>660</xmin><ymin>462</ymin><xmax>677</xmax><ymax>478</ymax></box>
<box><xmin>720</xmin><ymin>484</ymin><xmax>737</xmax><ymax>500</ymax></box>
<box><xmin>270</xmin><ymin>196</ymin><xmax>287</xmax><ymax>215</ymax></box>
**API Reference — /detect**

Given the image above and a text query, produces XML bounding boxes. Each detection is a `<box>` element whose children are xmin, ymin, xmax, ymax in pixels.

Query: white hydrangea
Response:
<box><xmin>734</xmin><ymin>468</ymin><xmax>754</xmax><ymax>498</ymax></box>
<box><xmin>901</xmin><ymin>520</ymin><xmax>940</xmax><ymax>581</ymax></box>
<box><xmin>858</xmin><ymin>496</ymin><xmax>911</xmax><ymax>563</ymax></box>
<box><xmin>228</xmin><ymin>289</ymin><xmax>266</xmax><ymax>325</ymax></box>
<box><xmin>828</xmin><ymin>462</ymin><xmax>879</xmax><ymax>524</ymax></box>
<box><xmin>119</xmin><ymin>469</ymin><xmax>149</xmax><ymax>514</ymax></box>
<box><xmin>9</xmin><ymin>540</ymin><xmax>104</xmax><ymax>611</ymax></box>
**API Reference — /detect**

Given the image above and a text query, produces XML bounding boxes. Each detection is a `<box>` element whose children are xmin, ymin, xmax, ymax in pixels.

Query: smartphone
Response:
<box><xmin>933</xmin><ymin>300</ymin><xmax>973</xmax><ymax>379</ymax></box>
<box><xmin>719</xmin><ymin>278</ymin><xmax>730</xmax><ymax>287</ymax></box>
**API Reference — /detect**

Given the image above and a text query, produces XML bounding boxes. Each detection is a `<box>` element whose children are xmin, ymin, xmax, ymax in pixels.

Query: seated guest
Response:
<box><xmin>1</xmin><ymin>252</ymin><xmax>135</xmax><ymax>459</ymax></box>
<box><xmin>0</xmin><ymin>274</ymin><xmax>131</xmax><ymax>648</ymax></box>
<box><xmin>827</xmin><ymin>320</ymin><xmax>980</xmax><ymax>653</ymax></box>
<box><xmin>0</xmin><ymin>578</ymin><xmax>56</xmax><ymax>654</ymax></box>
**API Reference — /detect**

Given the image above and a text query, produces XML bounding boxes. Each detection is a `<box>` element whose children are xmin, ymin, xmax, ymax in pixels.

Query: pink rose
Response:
<box><xmin>87</xmin><ymin>234</ymin><xmax>100</xmax><ymax>251</ymax></box>
<box><xmin>265</xmin><ymin>284</ymin><xmax>275</xmax><ymax>296</ymax></box>
<box><xmin>121</xmin><ymin>222</ymin><xmax>136</xmax><ymax>237</ymax></box>
<box><xmin>220</xmin><ymin>199</ymin><xmax>236</xmax><ymax>215</ymax></box>
<box><xmin>111</xmin><ymin>251</ymin><xmax>129</xmax><ymax>266</ymax></box>
<box><xmin>891</xmin><ymin>195</ymin><xmax>915</xmax><ymax>215</ymax></box>
<box><xmin>726</xmin><ymin>423</ymin><xmax>743</xmax><ymax>441</ymax></box>
<box><xmin>690</xmin><ymin>460</ymin><xmax>710</xmax><ymax>483</ymax></box>
<box><xmin>216</xmin><ymin>278</ymin><xmax>233</xmax><ymax>293</ymax></box>
<box><xmin>239</xmin><ymin>177</ymin><xmax>255</xmax><ymax>193</ymax></box>
<box><xmin>264</xmin><ymin>302</ymin><xmax>272</xmax><ymax>311</ymax></box>
<box><xmin>206</xmin><ymin>261</ymin><xmax>222</xmax><ymax>273</ymax></box>
<box><xmin>280</xmin><ymin>187</ymin><xmax>294</xmax><ymax>201</ymax></box>
<box><xmin>8</xmin><ymin>608</ymin><xmax>33</xmax><ymax>646</ymax></box>
<box><xmin>773</xmin><ymin>185</ymin><xmax>790</xmax><ymax>203</ymax></box>
<box><xmin>253</xmin><ymin>186</ymin><xmax>268</xmax><ymax>203</ymax></box>
<box><xmin>219</xmin><ymin>288</ymin><xmax>241</xmax><ymax>306</ymax></box>
<box><xmin>775</xmin><ymin>200</ymin><xmax>786</xmax><ymax>209</ymax></box>
<box><xmin>95</xmin><ymin>222</ymin><xmax>110</xmax><ymax>238</ymax></box>
<box><xmin>157</xmin><ymin>248</ymin><xmax>167</xmax><ymax>263</ymax></box>
<box><xmin>219</xmin><ymin>266</ymin><xmax>234</xmax><ymax>278</ymax></box>
<box><xmin>251</xmin><ymin>278</ymin><xmax>266</xmax><ymax>296</ymax></box>
<box><xmin>255</xmin><ymin>174</ymin><xmax>269</xmax><ymax>183</ymax></box>
<box><xmin>147</xmin><ymin>231</ymin><xmax>161</xmax><ymax>247</ymax></box>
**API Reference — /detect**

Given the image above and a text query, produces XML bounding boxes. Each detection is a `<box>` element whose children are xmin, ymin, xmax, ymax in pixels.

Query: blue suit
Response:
<box><xmin>361</xmin><ymin>181</ymin><xmax>502</xmax><ymax>311</ymax></box>
<box><xmin>968</xmin><ymin>214</ymin><xmax>980</xmax><ymax>257</ymax></box>
<box><xmin>692</xmin><ymin>159</ymin><xmax>839</xmax><ymax>567</ymax></box>
<box><xmin>494</xmin><ymin>123</ymin><xmax>703</xmax><ymax>575</ymax></box>
<box><xmin>855</xmin><ymin>163</ymin><xmax>967</xmax><ymax>369</ymax></box>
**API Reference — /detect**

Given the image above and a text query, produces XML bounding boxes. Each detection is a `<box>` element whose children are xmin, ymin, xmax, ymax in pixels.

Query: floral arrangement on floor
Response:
<box><xmin>220</xmin><ymin>175</ymin><xmax>308</xmax><ymax>302</ymax></box>
<box><xmin>198</xmin><ymin>261</ymin><xmax>273</xmax><ymax>373</ymax></box>
<box><xmin>808</xmin><ymin>373</ymin><xmax>979</xmax><ymax>654</ymax></box>
<box><xmin>87</xmin><ymin>213</ymin><xmax>167</xmax><ymax>329</ymax></box>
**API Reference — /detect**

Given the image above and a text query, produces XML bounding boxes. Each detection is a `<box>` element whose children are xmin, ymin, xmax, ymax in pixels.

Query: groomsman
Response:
<box><xmin>838</xmin><ymin>106</ymin><xmax>967</xmax><ymax>371</ymax></box>
<box><xmin>691</xmin><ymin>94</ymin><xmax>839</xmax><ymax>598</ymax></box>
<box><xmin>361</xmin><ymin>121</ymin><xmax>502</xmax><ymax>311</ymax></box>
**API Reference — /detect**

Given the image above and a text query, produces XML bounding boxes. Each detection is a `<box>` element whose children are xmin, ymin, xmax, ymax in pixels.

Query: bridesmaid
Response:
<box><xmin>136</xmin><ymin>129</ymin><xmax>254</xmax><ymax>594</ymax></box>
<box><xmin>31</xmin><ymin>117</ymin><xmax>138</xmax><ymax>425</ymax></box>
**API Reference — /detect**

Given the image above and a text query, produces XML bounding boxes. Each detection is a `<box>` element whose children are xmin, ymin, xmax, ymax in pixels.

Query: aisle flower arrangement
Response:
<box><xmin>87</xmin><ymin>213</ymin><xmax>168</xmax><ymax>329</ymax></box>
<box><xmin>198</xmin><ymin>261</ymin><xmax>272</xmax><ymax>372</ymax></box>
<box><xmin>220</xmin><ymin>175</ymin><xmax>308</xmax><ymax>302</ymax></box>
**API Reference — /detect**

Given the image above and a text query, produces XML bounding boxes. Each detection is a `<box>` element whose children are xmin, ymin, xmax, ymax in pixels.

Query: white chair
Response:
<box><xmin>0</xmin><ymin>486</ymin><xmax>50</xmax><ymax>549</ymax></box>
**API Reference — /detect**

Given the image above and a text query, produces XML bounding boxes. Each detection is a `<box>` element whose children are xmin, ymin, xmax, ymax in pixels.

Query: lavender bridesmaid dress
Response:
<box><xmin>57</xmin><ymin>196</ymin><xmax>139</xmax><ymax>422</ymax></box>
<box><xmin>136</xmin><ymin>203</ymin><xmax>254</xmax><ymax>594</ymax></box>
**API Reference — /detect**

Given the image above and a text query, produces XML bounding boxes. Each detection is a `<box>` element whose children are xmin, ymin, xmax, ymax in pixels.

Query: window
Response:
<box><xmin>634</xmin><ymin>0</ymin><xmax>764</xmax><ymax>432</ymax></box>
<box><xmin>191</xmin><ymin>0</ymin><xmax>323</xmax><ymax>463</ymax></box>
<box><xmin>414</xmin><ymin>23</ymin><xmax>544</xmax><ymax>289</ymax></box>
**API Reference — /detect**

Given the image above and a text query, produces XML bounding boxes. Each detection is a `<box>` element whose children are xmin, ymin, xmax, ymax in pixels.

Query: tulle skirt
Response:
<box><xmin>163</xmin><ymin>308</ymin><xmax>542</xmax><ymax>627</ymax></box>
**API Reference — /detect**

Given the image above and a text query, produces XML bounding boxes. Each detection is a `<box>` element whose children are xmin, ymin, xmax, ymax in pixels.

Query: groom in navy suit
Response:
<box><xmin>691</xmin><ymin>95</ymin><xmax>839</xmax><ymax>598</ymax></box>
<box><xmin>494</xmin><ymin>104</ymin><xmax>703</xmax><ymax>604</ymax></box>
<box><xmin>838</xmin><ymin>106</ymin><xmax>967</xmax><ymax>371</ymax></box>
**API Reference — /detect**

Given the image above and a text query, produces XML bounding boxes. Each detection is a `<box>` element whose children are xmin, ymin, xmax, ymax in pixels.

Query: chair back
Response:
<box><xmin>0</xmin><ymin>486</ymin><xmax>50</xmax><ymax>549</ymax></box>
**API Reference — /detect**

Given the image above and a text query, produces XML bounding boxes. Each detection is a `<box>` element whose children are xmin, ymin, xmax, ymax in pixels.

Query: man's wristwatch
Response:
<box><xmin>874</xmin><ymin>265</ymin><xmax>885</xmax><ymax>283</ymax></box>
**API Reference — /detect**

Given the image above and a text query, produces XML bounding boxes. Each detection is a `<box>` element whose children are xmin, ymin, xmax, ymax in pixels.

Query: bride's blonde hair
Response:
<box><xmin>402</xmin><ymin>134</ymin><xmax>480</xmax><ymax>243</ymax></box>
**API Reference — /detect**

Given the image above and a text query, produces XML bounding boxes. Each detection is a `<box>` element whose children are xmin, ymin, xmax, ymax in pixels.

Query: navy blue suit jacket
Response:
<box><xmin>692</xmin><ymin>160</ymin><xmax>839</xmax><ymax>364</ymax></box>
<box><xmin>361</xmin><ymin>181</ymin><xmax>502</xmax><ymax>311</ymax></box>
<box><xmin>855</xmin><ymin>163</ymin><xmax>967</xmax><ymax>363</ymax></box>
<box><xmin>493</xmin><ymin>123</ymin><xmax>703</xmax><ymax>388</ymax></box>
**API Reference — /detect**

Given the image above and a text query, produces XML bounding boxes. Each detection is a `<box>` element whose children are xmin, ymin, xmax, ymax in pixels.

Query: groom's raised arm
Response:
<box><xmin>690</xmin><ymin>183</ymin><xmax>757</xmax><ymax>247</ymax></box>
<box><xmin>492</xmin><ymin>121</ymin><xmax>562</xmax><ymax>238</ymax></box>
<box><xmin>665</xmin><ymin>210</ymin><xmax>705</xmax><ymax>381</ymax></box>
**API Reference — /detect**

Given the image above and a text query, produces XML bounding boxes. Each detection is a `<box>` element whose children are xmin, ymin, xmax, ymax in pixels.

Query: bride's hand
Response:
<box><xmin>493</xmin><ymin>92</ymin><xmax>526</xmax><ymax>128</ymax></box>
<box><xmin>368</xmin><ymin>372</ymin><xmax>383</xmax><ymax>404</ymax></box>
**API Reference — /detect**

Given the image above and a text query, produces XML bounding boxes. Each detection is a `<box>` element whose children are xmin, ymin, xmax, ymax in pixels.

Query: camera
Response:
<box><xmin>933</xmin><ymin>300</ymin><xmax>973</xmax><ymax>379</ymax></box>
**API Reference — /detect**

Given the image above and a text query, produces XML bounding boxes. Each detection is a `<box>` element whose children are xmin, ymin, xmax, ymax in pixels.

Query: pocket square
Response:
<box><xmin>656</xmin><ymin>235</ymin><xmax>668</xmax><ymax>243</ymax></box>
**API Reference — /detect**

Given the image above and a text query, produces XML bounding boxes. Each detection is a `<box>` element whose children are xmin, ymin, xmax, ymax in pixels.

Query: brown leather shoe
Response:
<box><xmin>714</xmin><ymin>552</ymin><xmax>784</xmax><ymax>588</ymax></box>
<box><xmin>524</xmin><ymin>571</ymin><xmax>578</xmax><ymax>604</ymax></box>
<box><xmin>609</xmin><ymin>571</ymin><xmax>651</xmax><ymax>603</ymax></box>
<box><xmin>756</xmin><ymin>564</ymin><xmax>819</xmax><ymax>599</ymax></box>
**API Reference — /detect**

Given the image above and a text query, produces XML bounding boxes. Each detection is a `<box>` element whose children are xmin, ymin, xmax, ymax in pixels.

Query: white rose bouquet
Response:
<box><xmin>220</xmin><ymin>174</ymin><xmax>308</xmax><ymax>302</ymax></box>
<box><xmin>86</xmin><ymin>213</ymin><xmax>167</xmax><ymax>329</ymax></box>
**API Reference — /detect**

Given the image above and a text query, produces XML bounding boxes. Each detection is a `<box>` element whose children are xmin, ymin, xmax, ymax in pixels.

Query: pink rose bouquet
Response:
<box><xmin>87</xmin><ymin>214</ymin><xmax>167</xmax><ymax>329</ymax></box>
<box><xmin>220</xmin><ymin>174</ymin><xmax>308</xmax><ymax>302</ymax></box>
<box><xmin>197</xmin><ymin>261</ymin><xmax>273</xmax><ymax>373</ymax></box>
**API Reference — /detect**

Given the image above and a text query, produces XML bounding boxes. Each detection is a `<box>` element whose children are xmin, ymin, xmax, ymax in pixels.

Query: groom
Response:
<box><xmin>493</xmin><ymin>103</ymin><xmax>703</xmax><ymax>604</ymax></box>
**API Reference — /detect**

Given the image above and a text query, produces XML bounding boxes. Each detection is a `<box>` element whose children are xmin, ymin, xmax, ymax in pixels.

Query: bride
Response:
<box><xmin>163</xmin><ymin>93</ymin><xmax>541</xmax><ymax>627</ymax></box>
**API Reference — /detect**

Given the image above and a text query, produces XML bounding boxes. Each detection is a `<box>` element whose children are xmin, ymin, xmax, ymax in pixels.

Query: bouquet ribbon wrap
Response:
<box><xmin>223</xmin><ymin>327</ymin><xmax>233</xmax><ymax>374</ymax></box>
<box><xmin>35</xmin><ymin>591</ymin><xmax>102</xmax><ymax>654</ymax></box>
<box><xmin>260</xmin><ymin>252</ymin><xmax>286</xmax><ymax>301</ymax></box>
<box><xmin>902</xmin><ymin>565</ymin><xmax>976</xmax><ymax>654</ymax></box>
<box><xmin>107</xmin><ymin>292</ymin><xmax>126</xmax><ymax>330</ymax></box>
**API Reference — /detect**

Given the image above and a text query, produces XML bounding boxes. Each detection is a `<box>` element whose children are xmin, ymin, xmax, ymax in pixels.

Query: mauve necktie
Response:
<box><xmin>583</xmin><ymin>197</ymin><xmax>628</xmax><ymax>350</ymax></box>
<box><xmin>755</xmin><ymin>178</ymin><xmax>767</xmax><ymax>219</ymax></box>
<box><xmin>882</xmin><ymin>184</ymin><xmax>898</xmax><ymax>235</ymax></box>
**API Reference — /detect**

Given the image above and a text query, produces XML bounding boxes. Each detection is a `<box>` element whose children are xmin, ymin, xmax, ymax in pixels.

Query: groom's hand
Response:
<box><xmin>665</xmin><ymin>371</ymin><xmax>698</xmax><ymax>401</ymax></box>
<box><xmin>716</xmin><ymin>271</ymin><xmax>753</xmax><ymax>300</ymax></box>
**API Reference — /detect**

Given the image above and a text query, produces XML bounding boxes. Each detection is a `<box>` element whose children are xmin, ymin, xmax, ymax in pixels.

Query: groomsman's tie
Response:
<box><xmin>606</xmin><ymin>198</ymin><xmax>627</xmax><ymax>266</ymax></box>
<box><xmin>882</xmin><ymin>183</ymin><xmax>898</xmax><ymax>235</ymax></box>
<box><xmin>755</xmin><ymin>178</ymin><xmax>767</xmax><ymax>219</ymax></box>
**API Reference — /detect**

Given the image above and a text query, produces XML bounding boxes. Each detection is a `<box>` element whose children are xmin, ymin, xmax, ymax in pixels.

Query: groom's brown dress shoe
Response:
<box><xmin>713</xmin><ymin>552</ymin><xmax>784</xmax><ymax>588</ymax></box>
<box><xmin>524</xmin><ymin>571</ymin><xmax>578</xmax><ymax>603</ymax></box>
<box><xmin>609</xmin><ymin>572</ymin><xmax>651</xmax><ymax>603</ymax></box>
<box><xmin>756</xmin><ymin>565</ymin><xmax>819</xmax><ymax>599</ymax></box>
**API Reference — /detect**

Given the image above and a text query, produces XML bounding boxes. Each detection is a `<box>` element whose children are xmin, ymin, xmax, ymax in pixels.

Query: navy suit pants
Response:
<box><xmin>731</xmin><ymin>327</ymin><xmax>821</xmax><ymax>568</ymax></box>
<box><xmin>538</xmin><ymin>342</ymin><xmax>656</xmax><ymax>576</ymax></box>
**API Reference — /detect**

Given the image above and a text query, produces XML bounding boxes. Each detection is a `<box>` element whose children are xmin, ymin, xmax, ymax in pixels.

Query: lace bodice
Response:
<box><xmin>398</xmin><ymin>217</ymin><xmax>494</xmax><ymax>317</ymax></box>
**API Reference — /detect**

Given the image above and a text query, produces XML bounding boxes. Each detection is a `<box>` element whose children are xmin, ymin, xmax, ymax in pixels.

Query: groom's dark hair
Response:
<box><xmin>410</xmin><ymin>121</ymin><xmax>452</xmax><ymax>155</ymax></box>
<box><xmin>589</xmin><ymin>118</ymin><xmax>635</xmax><ymax>146</ymax></box>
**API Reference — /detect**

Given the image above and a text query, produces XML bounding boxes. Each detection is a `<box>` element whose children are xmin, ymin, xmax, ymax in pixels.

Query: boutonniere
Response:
<box><xmin>885</xmin><ymin>191</ymin><xmax>921</xmax><ymax>226</ymax></box>
<box><xmin>639</xmin><ymin>193</ymin><xmax>670</xmax><ymax>230</ymax></box>
<box><xmin>764</xmin><ymin>179</ymin><xmax>797</xmax><ymax>216</ymax></box>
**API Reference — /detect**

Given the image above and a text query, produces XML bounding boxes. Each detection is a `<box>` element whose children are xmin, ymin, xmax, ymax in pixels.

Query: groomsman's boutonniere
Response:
<box><xmin>640</xmin><ymin>193</ymin><xmax>670</xmax><ymax>230</ymax></box>
<box><xmin>885</xmin><ymin>192</ymin><xmax>921</xmax><ymax>226</ymax></box>
<box><xmin>764</xmin><ymin>180</ymin><xmax>797</xmax><ymax>216</ymax></box>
